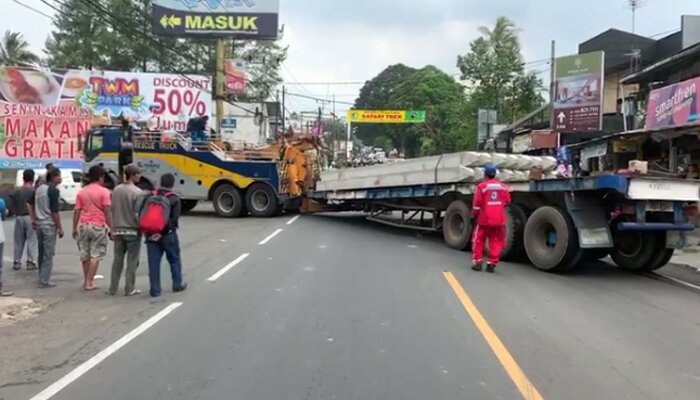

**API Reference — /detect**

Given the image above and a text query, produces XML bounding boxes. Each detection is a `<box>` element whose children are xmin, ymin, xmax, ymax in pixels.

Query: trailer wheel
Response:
<box><xmin>245</xmin><ymin>183</ymin><xmax>278</xmax><ymax>218</ymax></box>
<box><xmin>442</xmin><ymin>200</ymin><xmax>472</xmax><ymax>251</ymax></box>
<box><xmin>213</xmin><ymin>184</ymin><xmax>245</xmax><ymax>218</ymax></box>
<box><xmin>524</xmin><ymin>206</ymin><xmax>582</xmax><ymax>272</ymax></box>
<box><xmin>645</xmin><ymin>248</ymin><xmax>674</xmax><ymax>271</ymax></box>
<box><xmin>501</xmin><ymin>203</ymin><xmax>529</xmax><ymax>262</ymax></box>
<box><xmin>610</xmin><ymin>228</ymin><xmax>660</xmax><ymax>271</ymax></box>
<box><xmin>181</xmin><ymin>200</ymin><xmax>198</xmax><ymax>214</ymax></box>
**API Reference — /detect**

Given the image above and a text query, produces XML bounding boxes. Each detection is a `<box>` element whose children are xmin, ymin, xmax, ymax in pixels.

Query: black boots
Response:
<box><xmin>471</xmin><ymin>263</ymin><xmax>482</xmax><ymax>271</ymax></box>
<box><xmin>486</xmin><ymin>264</ymin><xmax>496</xmax><ymax>273</ymax></box>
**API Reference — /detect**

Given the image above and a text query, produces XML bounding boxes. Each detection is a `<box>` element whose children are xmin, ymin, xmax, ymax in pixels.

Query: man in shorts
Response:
<box><xmin>72</xmin><ymin>165</ymin><xmax>113</xmax><ymax>291</ymax></box>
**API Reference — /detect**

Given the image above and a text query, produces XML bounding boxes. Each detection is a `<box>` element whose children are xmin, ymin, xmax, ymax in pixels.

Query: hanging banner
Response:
<box><xmin>152</xmin><ymin>0</ymin><xmax>280</xmax><ymax>39</ymax></box>
<box><xmin>0</xmin><ymin>66</ymin><xmax>211</xmax><ymax>167</ymax></box>
<box><xmin>553</xmin><ymin>51</ymin><xmax>605</xmax><ymax>133</ymax></box>
<box><xmin>225</xmin><ymin>59</ymin><xmax>247</xmax><ymax>95</ymax></box>
<box><xmin>645</xmin><ymin>76</ymin><xmax>700</xmax><ymax>130</ymax></box>
<box><xmin>346</xmin><ymin>110</ymin><xmax>426</xmax><ymax>124</ymax></box>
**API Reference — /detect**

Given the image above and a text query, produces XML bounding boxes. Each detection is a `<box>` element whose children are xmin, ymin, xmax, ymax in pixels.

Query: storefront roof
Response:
<box><xmin>620</xmin><ymin>41</ymin><xmax>700</xmax><ymax>85</ymax></box>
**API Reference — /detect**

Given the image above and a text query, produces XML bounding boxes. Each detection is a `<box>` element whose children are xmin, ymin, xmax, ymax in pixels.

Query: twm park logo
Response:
<box><xmin>78</xmin><ymin>77</ymin><xmax>148</xmax><ymax>118</ymax></box>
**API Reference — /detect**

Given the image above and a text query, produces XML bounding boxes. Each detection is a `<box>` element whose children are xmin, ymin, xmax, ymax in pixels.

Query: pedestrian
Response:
<box><xmin>72</xmin><ymin>165</ymin><xmax>113</xmax><ymax>291</ymax></box>
<box><xmin>28</xmin><ymin>168</ymin><xmax>64</xmax><ymax>288</ymax></box>
<box><xmin>0</xmin><ymin>197</ymin><xmax>13</xmax><ymax>296</ymax></box>
<box><xmin>12</xmin><ymin>169</ymin><xmax>38</xmax><ymax>271</ymax></box>
<box><xmin>108</xmin><ymin>165</ymin><xmax>147</xmax><ymax>296</ymax></box>
<box><xmin>145</xmin><ymin>173</ymin><xmax>187</xmax><ymax>297</ymax></box>
<box><xmin>471</xmin><ymin>163</ymin><xmax>511</xmax><ymax>273</ymax></box>
<box><xmin>186</xmin><ymin>115</ymin><xmax>208</xmax><ymax>148</ymax></box>
<box><xmin>35</xmin><ymin>163</ymin><xmax>55</xmax><ymax>188</ymax></box>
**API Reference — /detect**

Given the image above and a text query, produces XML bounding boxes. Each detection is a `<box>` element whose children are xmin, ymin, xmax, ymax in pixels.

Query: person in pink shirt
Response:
<box><xmin>72</xmin><ymin>166</ymin><xmax>113</xmax><ymax>291</ymax></box>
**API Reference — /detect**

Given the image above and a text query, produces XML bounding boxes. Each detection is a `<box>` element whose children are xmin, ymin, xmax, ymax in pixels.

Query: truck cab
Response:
<box><xmin>82</xmin><ymin>126</ymin><xmax>310</xmax><ymax>217</ymax></box>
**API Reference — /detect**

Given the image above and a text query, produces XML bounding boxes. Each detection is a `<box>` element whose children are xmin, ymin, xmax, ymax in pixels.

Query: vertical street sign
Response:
<box><xmin>552</xmin><ymin>51</ymin><xmax>605</xmax><ymax>132</ymax></box>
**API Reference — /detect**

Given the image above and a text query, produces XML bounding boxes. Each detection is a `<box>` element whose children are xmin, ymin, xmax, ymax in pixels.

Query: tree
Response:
<box><xmin>353</xmin><ymin>64</ymin><xmax>417</xmax><ymax>146</ymax></box>
<box><xmin>389</xmin><ymin>66</ymin><xmax>473</xmax><ymax>156</ymax></box>
<box><xmin>0</xmin><ymin>30</ymin><xmax>40</xmax><ymax>66</ymax></box>
<box><xmin>457</xmin><ymin>16</ymin><xmax>543</xmax><ymax>125</ymax></box>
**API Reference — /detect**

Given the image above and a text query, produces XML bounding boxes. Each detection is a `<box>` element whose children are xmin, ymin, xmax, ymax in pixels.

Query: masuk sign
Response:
<box><xmin>153</xmin><ymin>0</ymin><xmax>280</xmax><ymax>38</ymax></box>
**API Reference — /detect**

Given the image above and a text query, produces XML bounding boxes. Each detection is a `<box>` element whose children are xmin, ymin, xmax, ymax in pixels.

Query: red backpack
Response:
<box><xmin>138</xmin><ymin>191</ymin><xmax>174</xmax><ymax>235</ymax></box>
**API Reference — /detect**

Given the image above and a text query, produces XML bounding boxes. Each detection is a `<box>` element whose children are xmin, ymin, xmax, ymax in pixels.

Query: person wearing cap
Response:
<box><xmin>108</xmin><ymin>164</ymin><xmax>147</xmax><ymax>296</ymax></box>
<box><xmin>471</xmin><ymin>163</ymin><xmax>511</xmax><ymax>273</ymax></box>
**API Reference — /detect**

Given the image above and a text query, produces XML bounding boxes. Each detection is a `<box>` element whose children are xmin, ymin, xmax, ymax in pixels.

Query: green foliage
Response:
<box><xmin>457</xmin><ymin>16</ymin><xmax>544</xmax><ymax>126</ymax></box>
<box><xmin>0</xmin><ymin>30</ymin><xmax>39</xmax><ymax>66</ymax></box>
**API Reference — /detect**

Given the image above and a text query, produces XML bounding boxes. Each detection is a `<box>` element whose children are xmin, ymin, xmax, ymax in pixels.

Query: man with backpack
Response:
<box><xmin>141</xmin><ymin>173</ymin><xmax>187</xmax><ymax>297</ymax></box>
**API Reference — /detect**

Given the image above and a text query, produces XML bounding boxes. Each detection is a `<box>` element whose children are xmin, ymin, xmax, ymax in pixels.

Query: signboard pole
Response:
<box><xmin>549</xmin><ymin>40</ymin><xmax>556</xmax><ymax>130</ymax></box>
<box><xmin>346</xmin><ymin>121</ymin><xmax>352</xmax><ymax>159</ymax></box>
<box><xmin>215</xmin><ymin>38</ymin><xmax>225</xmax><ymax>137</ymax></box>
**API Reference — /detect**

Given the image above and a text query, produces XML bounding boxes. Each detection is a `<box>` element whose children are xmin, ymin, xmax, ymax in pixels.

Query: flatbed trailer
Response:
<box><xmin>306</xmin><ymin>171</ymin><xmax>700</xmax><ymax>272</ymax></box>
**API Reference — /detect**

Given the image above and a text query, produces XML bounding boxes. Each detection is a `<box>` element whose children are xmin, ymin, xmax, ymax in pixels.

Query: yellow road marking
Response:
<box><xmin>442</xmin><ymin>271</ymin><xmax>544</xmax><ymax>400</ymax></box>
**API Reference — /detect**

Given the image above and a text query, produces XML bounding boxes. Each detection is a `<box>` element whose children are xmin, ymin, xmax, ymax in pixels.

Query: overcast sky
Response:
<box><xmin>4</xmin><ymin>0</ymin><xmax>700</xmax><ymax>115</ymax></box>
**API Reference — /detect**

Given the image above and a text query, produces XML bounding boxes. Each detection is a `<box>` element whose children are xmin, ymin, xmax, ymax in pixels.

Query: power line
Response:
<box><xmin>286</xmin><ymin>91</ymin><xmax>355</xmax><ymax>106</ymax></box>
<box><xmin>10</xmin><ymin>0</ymin><xmax>53</xmax><ymax>19</ymax></box>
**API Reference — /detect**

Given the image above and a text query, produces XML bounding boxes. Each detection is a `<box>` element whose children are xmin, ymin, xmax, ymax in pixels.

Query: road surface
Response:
<box><xmin>2</xmin><ymin>208</ymin><xmax>700</xmax><ymax>400</ymax></box>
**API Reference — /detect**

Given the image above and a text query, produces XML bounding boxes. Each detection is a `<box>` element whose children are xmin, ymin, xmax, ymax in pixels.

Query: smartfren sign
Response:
<box><xmin>152</xmin><ymin>0</ymin><xmax>279</xmax><ymax>39</ymax></box>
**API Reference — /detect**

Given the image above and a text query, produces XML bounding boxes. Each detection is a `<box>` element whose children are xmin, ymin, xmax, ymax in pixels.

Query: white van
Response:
<box><xmin>15</xmin><ymin>169</ymin><xmax>83</xmax><ymax>207</ymax></box>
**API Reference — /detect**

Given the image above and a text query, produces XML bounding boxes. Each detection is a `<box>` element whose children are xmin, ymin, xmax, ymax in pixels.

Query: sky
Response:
<box><xmin>3</xmin><ymin>0</ymin><xmax>700</xmax><ymax>116</ymax></box>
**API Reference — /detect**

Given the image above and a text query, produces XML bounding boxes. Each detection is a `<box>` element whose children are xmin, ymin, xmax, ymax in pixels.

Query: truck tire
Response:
<box><xmin>610</xmin><ymin>228</ymin><xmax>660</xmax><ymax>272</ymax></box>
<box><xmin>644</xmin><ymin>248</ymin><xmax>674</xmax><ymax>271</ymax></box>
<box><xmin>442</xmin><ymin>200</ymin><xmax>472</xmax><ymax>251</ymax></box>
<box><xmin>245</xmin><ymin>183</ymin><xmax>278</xmax><ymax>218</ymax></box>
<box><xmin>524</xmin><ymin>206</ymin><xmax>582</xmax><ymax>272</ymax></box>
<box><xmin>181</xmin><ymin>200</ymin><xmax>198</xmax><ymax>214</ymax></box>
<box><xmin>213</xmin><ymin>184</ymin><xmax>245</xmax><ymax>218</ymax></box>
<box><xmin>501</xmin><ymin>203</ymin><xmax>528</xmax><ymax>262</ymax></box>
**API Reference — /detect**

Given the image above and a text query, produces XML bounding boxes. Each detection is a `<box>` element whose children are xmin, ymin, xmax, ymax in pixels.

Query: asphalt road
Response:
<box><xmin>3</xmin><ymin>208</ymin><xmax>700</xmax><ymax>400</ymax></box>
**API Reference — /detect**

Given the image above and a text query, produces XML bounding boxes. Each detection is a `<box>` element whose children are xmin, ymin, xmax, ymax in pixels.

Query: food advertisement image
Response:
<box><xmin>0</xmin><ymin>66</ymin><xmax>211</xmax><ymax>168</ymax></box>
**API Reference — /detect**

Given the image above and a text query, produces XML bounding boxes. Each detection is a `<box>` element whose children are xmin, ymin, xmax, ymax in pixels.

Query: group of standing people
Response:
<box><xmin>0</xmin><ymin>164</ymin><xmax>187</xmax><ymax>298</ymax></box>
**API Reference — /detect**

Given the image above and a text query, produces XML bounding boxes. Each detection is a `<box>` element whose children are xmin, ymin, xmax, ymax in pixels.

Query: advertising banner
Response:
<box><xmin>152</xmin><ymin>0</ymin><xmax>280</xmax><ymax>38</ymax></box>
<box><xmin>346</xmin><ymin>110</ymin><xmax>426</xmax><ymax>124</ymax></box>
<box><xmin>0</xmin><ymin>66</ymin><xmax>211</xmax><ymax>167</ymax></box>
<box><xmin>553</xmin><ymin>51</ymin><xmax>605</xmax><ymax>132</ymax></box>
<box><xmin>225</xmin><ymin>59</ymin><xmax>247</xmax><ymax>95</ymax></box>
<box><xmin>645</xmin><ymin>76</ymin><xmax>700</xmax><ymax>130</ymax></box>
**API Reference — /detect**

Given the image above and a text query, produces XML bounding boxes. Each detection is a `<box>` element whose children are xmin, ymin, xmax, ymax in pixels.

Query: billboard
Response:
<box><xmin>346</xmin><ymin>110</ymin><xmax>426</xmax><ymax>124</ymax></box>
<box><xmin>645</xmin><ymin>76</ymin><xmax>700</xmax><ymax>130</ymax></box>
<box><xmin>0</xmin><ymin>66</ymin><xmax>211</xmax><ymax>167</ymax></box>
<box><xmin>552</xmin><ymin>51</ymin><xmax>604</xmax><ymax>132</ymax></box>
<box><xmin>152</xmin><ymin>0</ymin><xmax>279</xmax><ymax>38</ymax></box>
<box><xmin>225</xmin><ymin>59</ymin><xmax>248</xmax><ymax>95</ymax></box>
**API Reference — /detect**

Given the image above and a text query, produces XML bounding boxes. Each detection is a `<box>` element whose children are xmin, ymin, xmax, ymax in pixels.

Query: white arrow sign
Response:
<box><xmin>557</xmin><ymin>112</ymin><xmax>566</xmax><ymax>124</ymax></box>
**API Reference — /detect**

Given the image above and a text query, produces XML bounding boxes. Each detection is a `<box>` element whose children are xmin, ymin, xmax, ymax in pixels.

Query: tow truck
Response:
<box><xmin>80</xmin><ymin>125</ymin><xmax>319</xmax><ymax>217</ymax></box>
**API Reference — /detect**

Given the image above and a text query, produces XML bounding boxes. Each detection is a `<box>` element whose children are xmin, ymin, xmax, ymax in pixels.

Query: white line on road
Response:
<box><xmin>29</xmin><ymin>302</ymin><xmax>183</xmax><ymax>400</ymax></box>
<box><xmin>286</xmin><ymin>215</ymin><xmax>301</xmax><ymax>225</ymax></box>
<box><xmin>258</xmin><ymin>228</ymin><xmax>283</xmax><ymax>245</ymax></box>
<box><xmin>207</xmin><ymin>253</ymin><xmax>250</xmax><ymax>282</ymax></box>
<box><xmin>650</xmin><ymin>272</ymin><xmax>700</xmax><ymax>291</ymax></box>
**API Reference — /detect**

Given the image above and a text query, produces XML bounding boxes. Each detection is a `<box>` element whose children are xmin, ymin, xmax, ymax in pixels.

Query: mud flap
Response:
<box><xmin>564</xmin><ymin>192</ymin><xmax>613</xmax><ymax>249</ymax></box>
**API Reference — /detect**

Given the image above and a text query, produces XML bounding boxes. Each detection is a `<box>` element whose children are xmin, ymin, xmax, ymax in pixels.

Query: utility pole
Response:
<box><xmin>549</xmin><ymin>40</ymin><xmax>556</xmax><ymax>130</ymax></box>
<box><xmin>282</xmin><ymin>86</ymin><xmax>286</xmax><ymax>134</ymax></box>
<box><xmin>215</xmin><ymin>38</ymin><xmax>225</xmax><ymax>136</ymax></box>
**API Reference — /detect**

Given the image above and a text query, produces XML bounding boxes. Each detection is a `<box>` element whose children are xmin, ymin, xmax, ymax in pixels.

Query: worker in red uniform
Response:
<box><xmin>471</xmin><ymin>163</ymin><xmax>511</xmax><ymax>273</ymax></box>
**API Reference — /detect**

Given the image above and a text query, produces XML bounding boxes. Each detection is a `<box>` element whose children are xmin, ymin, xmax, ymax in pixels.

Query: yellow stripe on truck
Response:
<box><xmin>101</xmin><ymin>151</ymin><xmax>256</xmax><ymax>189</ymax></box>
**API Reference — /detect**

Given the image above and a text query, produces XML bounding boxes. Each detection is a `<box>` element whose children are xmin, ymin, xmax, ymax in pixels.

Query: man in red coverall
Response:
<box><xmin>471</xmin><ymin>163</ymin><xmax>511</xmax><ymax>273</ymax></box>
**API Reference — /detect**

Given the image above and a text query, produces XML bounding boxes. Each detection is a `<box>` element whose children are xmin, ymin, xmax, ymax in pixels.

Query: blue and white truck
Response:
<box><xmin>304</xmin><ymin>151</ymin><xmax>699</xmax><ymax>272</ymax></box>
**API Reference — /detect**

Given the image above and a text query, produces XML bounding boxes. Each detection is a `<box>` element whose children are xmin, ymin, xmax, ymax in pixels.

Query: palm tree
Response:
<box><xmin>0</xmin><ymin>30</ymin><xmax>40</xmax><ymax>66</ymax></box>
<box><xmin>477</xmin><ymin>16</ymin><xmax>521</xmax><ymax>56</ymax></box>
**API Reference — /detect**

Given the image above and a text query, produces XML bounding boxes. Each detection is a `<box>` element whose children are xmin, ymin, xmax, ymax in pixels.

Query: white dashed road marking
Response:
<box><xmin>207</xmin><ymin>253</ymin><xmax>251</xmax><ymax>282</ymax></box>
<box><xmin>258</xmin><ymin>229</ymin><xmax>283</xmax><ymax>245</ymax></box>
<box><xmin>286</xmin><ymin>215</ymin><xmax>301</xmax><ymax>225</ymax></box>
